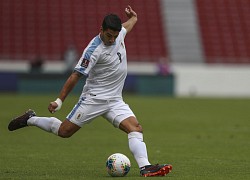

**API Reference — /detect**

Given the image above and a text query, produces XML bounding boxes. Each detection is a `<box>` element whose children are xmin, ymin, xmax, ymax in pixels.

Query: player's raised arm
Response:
<box><xmin>122</xmin><ymin>5</ymin><xmax>138</xmax><ymax>33</ymax></box>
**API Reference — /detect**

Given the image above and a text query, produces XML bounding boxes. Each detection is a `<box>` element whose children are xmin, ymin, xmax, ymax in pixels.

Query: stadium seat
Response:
<box><xmin>0</xmin><ymin>0</ymin><xmax>168</xmax><ymax>62</ymax></box>
<box><xmin>195</xmin><ymin>0</ymin><xmax>250</xmax><ymax>63</ymax></box>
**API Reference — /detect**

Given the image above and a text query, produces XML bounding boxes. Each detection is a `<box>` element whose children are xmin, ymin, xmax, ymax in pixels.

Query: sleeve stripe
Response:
<box><xmin>84</xmin><ymin>36</ymin><xmax>102</xmax><ymax>60</ymax></box>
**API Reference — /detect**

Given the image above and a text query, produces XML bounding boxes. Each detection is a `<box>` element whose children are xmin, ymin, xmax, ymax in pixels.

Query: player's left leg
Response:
<box><xmin>119</xmin><ymin>116</ymin><xmax>172</xmax><ymax>177</ymax></box>
<box><xmin>105</xmin><ymin>99</ymin><xmax>172</xmax><ymax>177</ymax></box>
<box><xmin>119</xmin><ymin>116</ymin><xmax>151</xmax><ymax>168</ymax></box>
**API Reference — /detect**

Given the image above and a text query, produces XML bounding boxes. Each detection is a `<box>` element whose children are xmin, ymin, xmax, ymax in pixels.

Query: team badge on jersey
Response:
<box><xmin>81</xmin><ymin>59</ymin><xmax>89</xmax><ymax>68</ymax></box>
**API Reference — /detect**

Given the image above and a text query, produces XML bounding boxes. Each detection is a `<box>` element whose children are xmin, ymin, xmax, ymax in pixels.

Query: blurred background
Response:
<box><xmin>1</xmin><ymin>0</ymin><xmax>250</xmax><ymax>97</ymax></box>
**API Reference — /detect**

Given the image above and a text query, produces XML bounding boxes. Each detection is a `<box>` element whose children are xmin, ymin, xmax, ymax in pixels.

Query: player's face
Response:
<box><xmin>100</xmin><ymin>28</ymin><xmax>119</xmax><ymax>46</ymax></box>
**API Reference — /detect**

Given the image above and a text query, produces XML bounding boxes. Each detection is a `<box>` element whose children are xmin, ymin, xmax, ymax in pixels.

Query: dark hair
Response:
<box><xmin>102</xmin><ymin>14</ymin><xmax>122</xmax><ymax>32</ymax></box>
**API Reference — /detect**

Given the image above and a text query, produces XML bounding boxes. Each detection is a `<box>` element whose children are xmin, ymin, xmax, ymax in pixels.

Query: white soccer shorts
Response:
<box><xmin>66</xmin><ymin>97</ymin><xmax>135</xmax><ymax>128</ymax></box>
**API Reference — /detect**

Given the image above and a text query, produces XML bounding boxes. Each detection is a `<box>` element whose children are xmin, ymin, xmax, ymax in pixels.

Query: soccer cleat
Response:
<box><xmin>8</xmin><ymin>109</ymin><xmax>36</xmax><ymax>131</ymax></box>
<box><xmin>140</xmin><ymin>164</ymin><xmax>172</xmax><ymax>177</ymax></box>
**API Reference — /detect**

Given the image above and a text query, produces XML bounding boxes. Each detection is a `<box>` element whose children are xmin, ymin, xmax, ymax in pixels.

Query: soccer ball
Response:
<box><xmin>106</xmin><ymin>153</ymin><xmax>131</xmax><ymax>177</ymax></box>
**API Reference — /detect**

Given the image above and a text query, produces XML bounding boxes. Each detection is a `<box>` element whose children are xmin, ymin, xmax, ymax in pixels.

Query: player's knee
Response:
<box><xmin>57</xmin><ymin>120</ymin><xmax>80</xmax><ymax>138</ymax></box>
<box><xmin>119</xmin><ymin>117</ymin><xmax>143</xmax><ymax>134</ymax></box>
<box><xmin>58</xmin><ymin>128</ymin><xmax>73</xmax><ymax>138</ymax></box>
<box><xmin>127</xmin><ymin>123</ymin><xmax>143</xmax><ymax>133</ymax></box>
<box><xmin>135</xmin><ymin>123</ymin><xmax>143</xmax><ymax>133</ymax></box>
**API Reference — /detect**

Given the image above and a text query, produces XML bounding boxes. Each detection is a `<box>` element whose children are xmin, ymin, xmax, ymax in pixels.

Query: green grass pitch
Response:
<box><xmin>0</xmin><ymin>93</ymin><xmax>250</xmax><ymax>179</ymax></box>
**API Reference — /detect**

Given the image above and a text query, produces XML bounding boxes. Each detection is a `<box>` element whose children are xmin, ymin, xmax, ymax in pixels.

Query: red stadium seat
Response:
<box><xmin>196</xmin><ymin>0</ymin><xmax>250</xmax><ymax>63</ymax></box>
<box><xmin>0</xmin><ymin>0</ymin><xmax>168</xmax><ymax>62</ymax></box>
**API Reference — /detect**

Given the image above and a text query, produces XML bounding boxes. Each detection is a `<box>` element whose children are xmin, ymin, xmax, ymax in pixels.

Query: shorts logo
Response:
<box><xmin>81</xmin><ymin>59</ymin><xmax>89</xmax><ymax>68</ymax></box>
<box><xmin>76</xmin><ymin>113</ymin><xmax>82</xmax><ymax>121</ymax></box>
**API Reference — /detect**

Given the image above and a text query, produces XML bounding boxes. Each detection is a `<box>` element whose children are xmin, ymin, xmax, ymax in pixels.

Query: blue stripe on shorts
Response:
<box><xmin>67</xmin><ymin>97</ymin><xmax>85</xmax><ymax>120</ymax></box>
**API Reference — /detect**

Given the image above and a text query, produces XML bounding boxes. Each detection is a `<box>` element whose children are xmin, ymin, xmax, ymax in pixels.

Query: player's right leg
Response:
<box><xmin>8</xmin><ymin>109</ymin><xmax>80</xmax><ymax>138</ymax></box>
<box><xmin>57</xmin><ymin>120</ymin><xmax>81</xmax><ymax>138</ymax></box>
<box><xmin>8</xmin><ymin>109</ymin><xmax>36</xmax><ymax>131</ymax></box>
<box><xmin>8</xmin><ymin>98</ymin><xmax>108</xmax><ymax>137</ymax></box>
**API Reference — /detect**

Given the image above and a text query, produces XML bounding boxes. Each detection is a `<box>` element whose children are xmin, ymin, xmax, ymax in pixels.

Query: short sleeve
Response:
<box><xmin>120</xmin><ymin>27</ymin><xmax>127</xmax><ymax>39</ymax></box>
<box><xmin>74</xmin><ymin>36</ymin><xmax>102</xmax><ymax>76</ymax></box>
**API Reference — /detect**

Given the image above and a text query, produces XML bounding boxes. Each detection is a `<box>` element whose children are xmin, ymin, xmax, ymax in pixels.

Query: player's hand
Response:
<box><xmin>125</xmin><ymin>5</ymin><xmax>137</xmax><ymax>19</ymax></box>
<box><xmin>48</xmin><ymin>98</ymin><xmax>62</xmax><ymax>113</ymax></box>
<box><xmin>48</xmin><ymin>101</ymin><xmax>57</xmax><ymax>113</ymax></box>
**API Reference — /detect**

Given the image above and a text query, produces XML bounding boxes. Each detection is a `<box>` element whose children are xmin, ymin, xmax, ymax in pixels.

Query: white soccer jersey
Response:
<box><xmin>74</xmin><ymin>27</ymin><xmax>127</xmax><ymax>100</ymax></box>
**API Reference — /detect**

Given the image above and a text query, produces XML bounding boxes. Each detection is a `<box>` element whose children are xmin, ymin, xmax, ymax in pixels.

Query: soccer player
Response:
<box><xmin>8</xmin><ymin>5</ymin><xmax>172</xmax><ymax>177</ymax></box>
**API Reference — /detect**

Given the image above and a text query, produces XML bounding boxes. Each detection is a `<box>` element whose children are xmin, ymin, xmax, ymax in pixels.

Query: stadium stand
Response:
<box><xmin>196</xmin><ymin>0</ymin><xmax>250</xmax><ymax>63</ymax></box>
<box><xmin>0</xmin><ymin>0</ymin><xmax>167</xmax><ymax>62</ymax></box>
